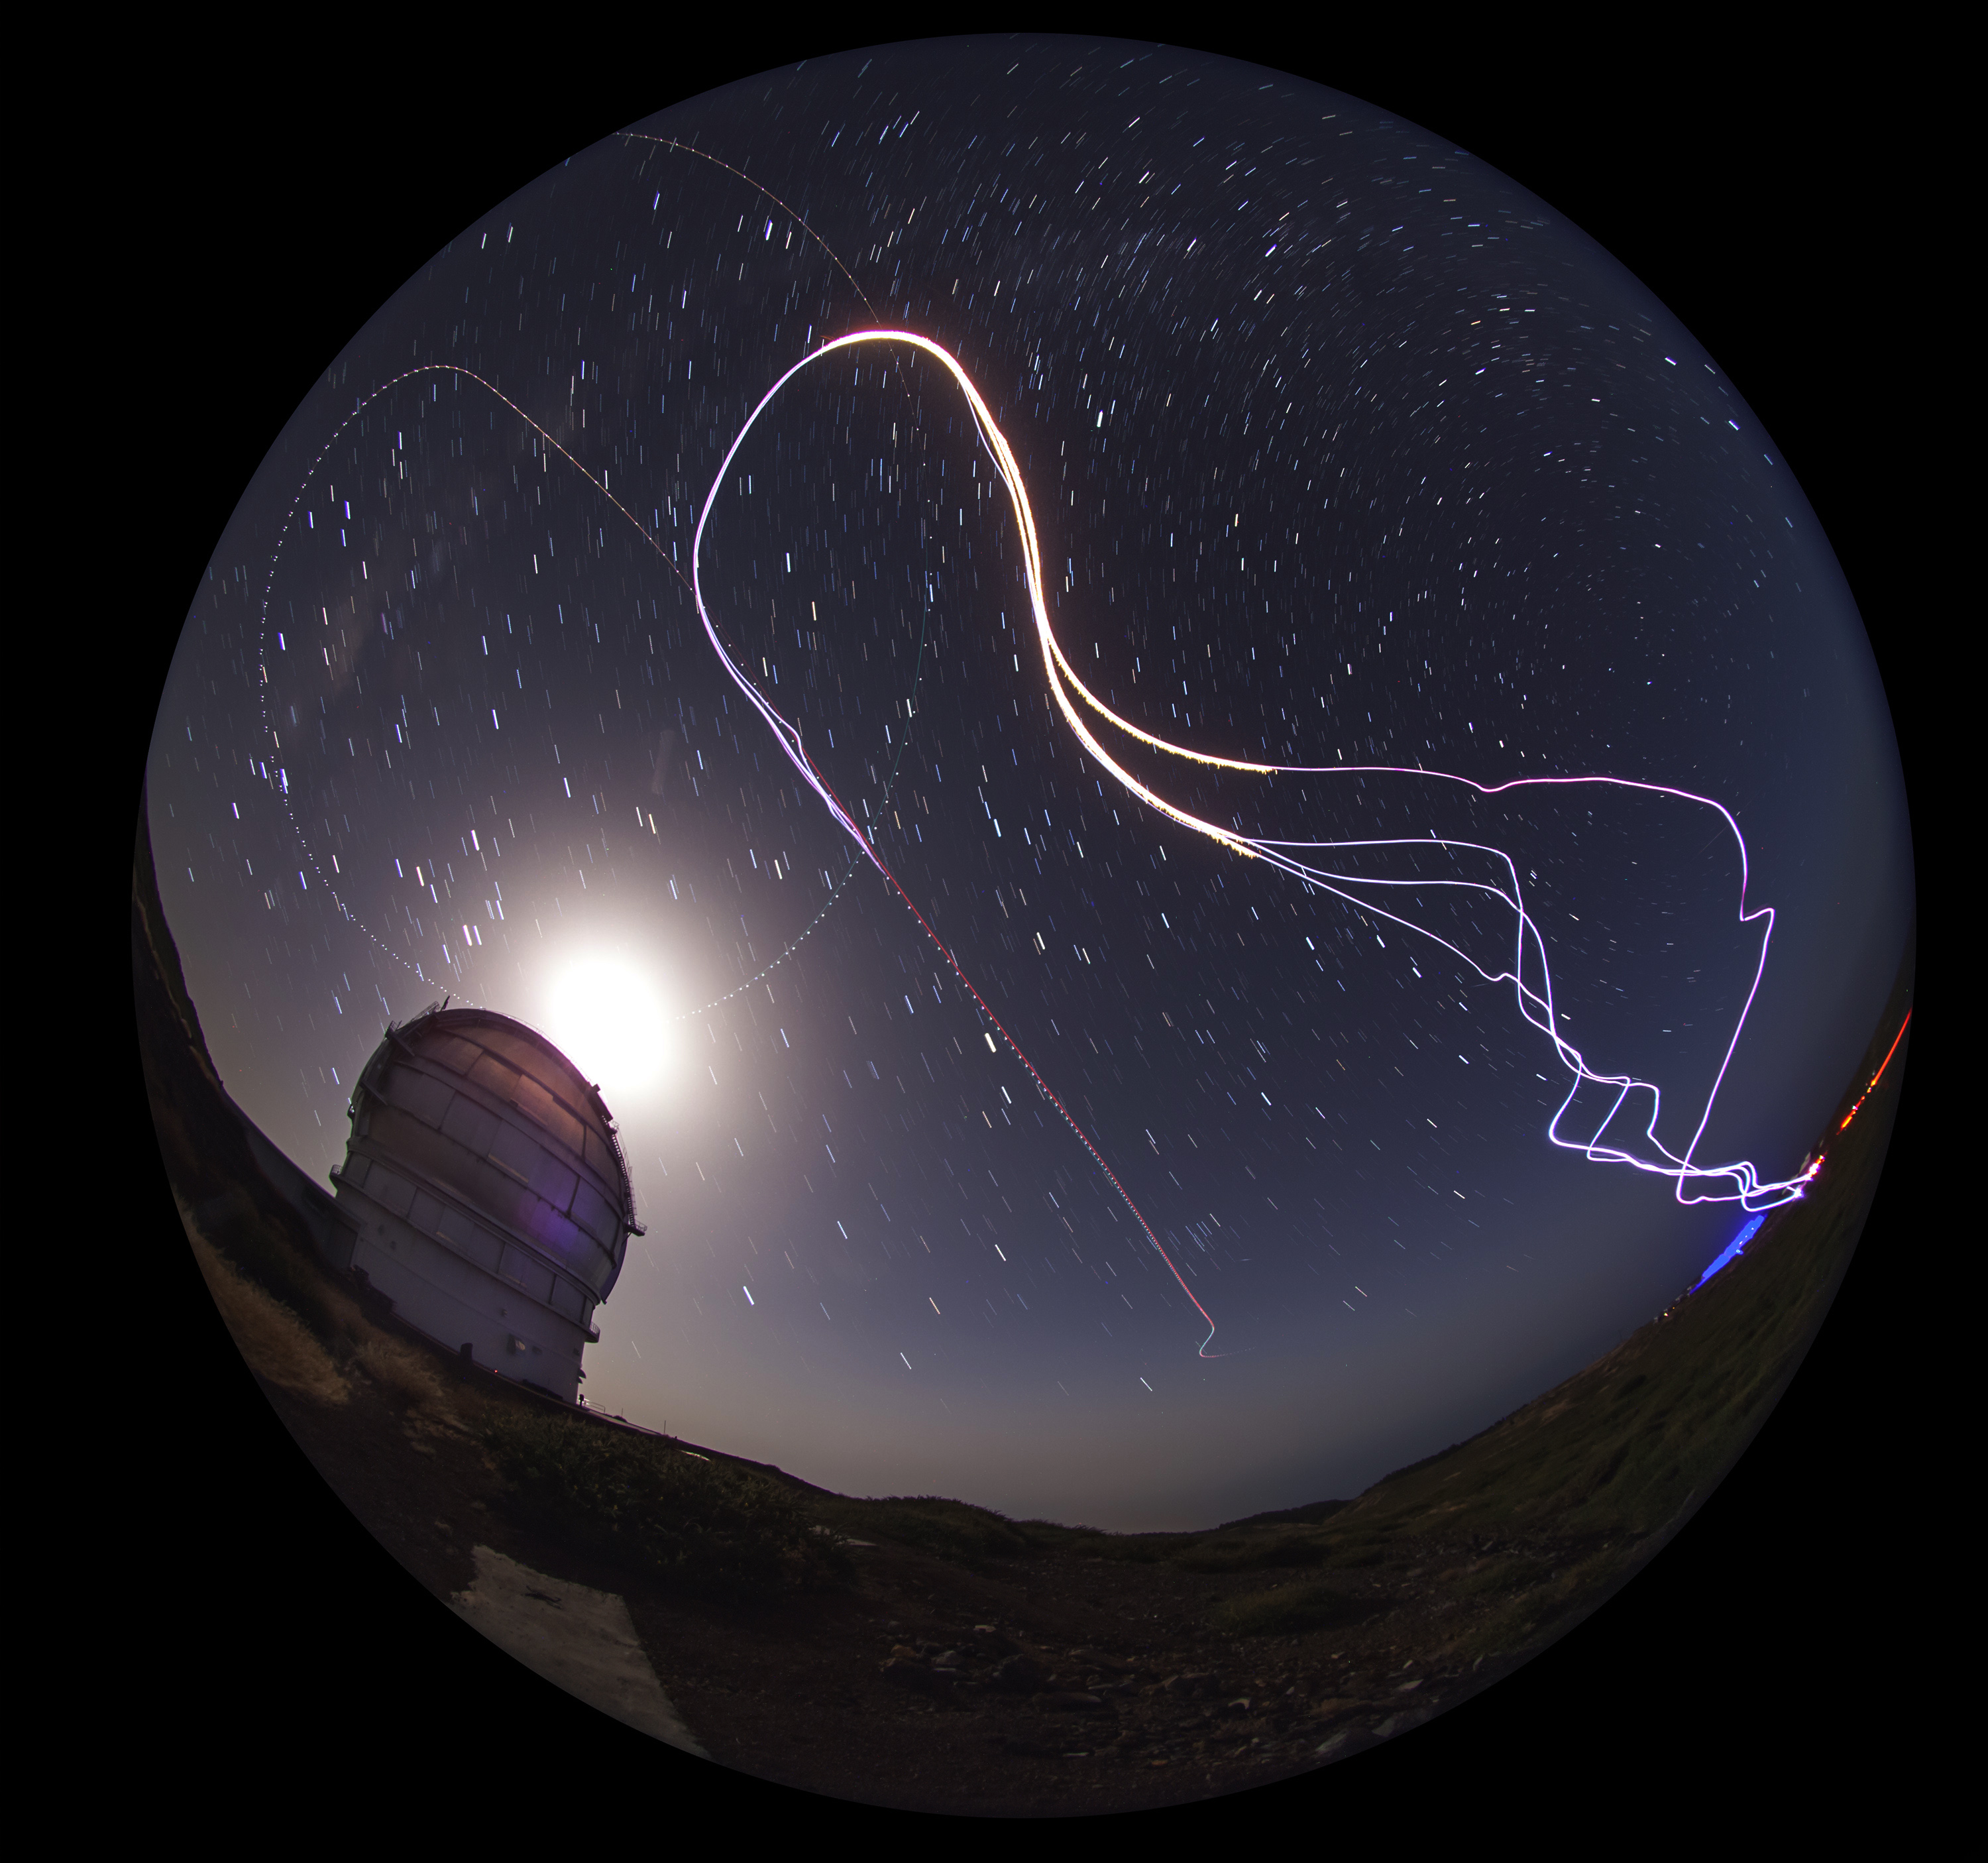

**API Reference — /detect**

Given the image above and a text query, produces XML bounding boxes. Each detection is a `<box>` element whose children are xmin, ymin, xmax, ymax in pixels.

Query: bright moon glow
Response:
<box><xmin>547</xmin><ymin>958</ymin><xmax>669</xmax><ymax>1095</ymax></box>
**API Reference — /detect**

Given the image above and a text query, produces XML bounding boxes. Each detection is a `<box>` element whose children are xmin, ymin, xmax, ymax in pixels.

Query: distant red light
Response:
<box><xmin>1838</xmin><ymin>1009</ymin><xmax>1910</xmax><ymax>1132</ymax></box>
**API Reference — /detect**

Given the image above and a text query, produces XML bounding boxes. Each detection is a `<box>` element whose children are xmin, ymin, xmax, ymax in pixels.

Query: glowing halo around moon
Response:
<box><xmin>545</xmin><ymin>956</ymin><xmax>671</xmax><ymax>1098</ymax></box>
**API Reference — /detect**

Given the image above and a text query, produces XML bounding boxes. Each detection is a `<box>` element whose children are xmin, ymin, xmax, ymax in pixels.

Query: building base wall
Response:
<box><xmin>341</xmin><ymin>1200</ymin><xmax>587</xmax><ymax>1401</ymax></box>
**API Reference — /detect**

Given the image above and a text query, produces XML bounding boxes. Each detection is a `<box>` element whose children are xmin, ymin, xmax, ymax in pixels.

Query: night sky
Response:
<box><xmin>145</xmin><ymin>39</ymin><xmax>1910</xmax><ymax>1531</ymax></box>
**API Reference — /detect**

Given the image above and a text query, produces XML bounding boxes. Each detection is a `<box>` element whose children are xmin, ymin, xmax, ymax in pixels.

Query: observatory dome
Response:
<box><xmin>327</xmin><ymin>1004</ymin><xmax>643</xmax><ymax>1399</ymax></box>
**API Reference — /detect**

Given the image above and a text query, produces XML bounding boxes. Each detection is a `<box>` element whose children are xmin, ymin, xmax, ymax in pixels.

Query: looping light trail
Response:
<box><xmin>687</xmin><ymin>329</ymin><xmax>1816</xmax><ymax>1362</ymax></box>
<box><xmin>251</xmin><ymin>151</ymin><xmax>1812</xmax><ymax>1359</ymax></box>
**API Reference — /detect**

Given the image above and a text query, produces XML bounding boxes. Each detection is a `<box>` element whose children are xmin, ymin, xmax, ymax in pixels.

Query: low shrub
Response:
<box><xmin>354</xmin><ymin>1335</ymin><xmax>460</xmax><ymax>1426</ymax></box>
<box><xmin>1210</xmin><ymin>1581</ymin><xmax>1375</xmax><ymax>1638</ymax></box>
<box><xmin>1218</xmin><ymin>1499</ymin><xmax>1351</xmax><ymax>1530</ymax></box>
<box><xmin>1456</xmin><ymin>1555</ymin><xmax>1546</xmax><ymax>1597</ymax></box>
<box><xmin>1174</xmin><ymin>1529</ymin><xmax>1336</xmax><ymax>1574</ymax></box>
<box><xmin>1083</xmin><ymin>1534</ymin><xmax>1198</xmax><ymax>1565</ymax></box>
<box><xmin>481</xmin><ymin>1410</ymin><xmax>851</xmax><ymax>1597</ymax></box>
<box><xmin>1013</xmin><ymin>1520</ymin><xmax>1109</xmax><ymax>1551</ymax></box>
<box><xmin>817</xmin><ymin>1495</ymin><xmax>1035</xmax><ymax>1564</ymax></box>
<box><xmin>187</xmin><ymin>1221</ymin><xmax>351</xmax><ymax>1406</ymax></box>
<box><xmin>186</xmin><ymin>1188</ymin><xmax>360</xmax><ymax>1348</ymax></box>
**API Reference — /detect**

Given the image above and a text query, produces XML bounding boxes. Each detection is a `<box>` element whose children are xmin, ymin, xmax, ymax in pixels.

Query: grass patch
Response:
<box><xmin>1459</xmin><ymin>1598</ymin><xmax>1541</xmax><ymax>1659</ymax></box>
<box><xmin>1219</xmin><ymin>1498</ymin><xmax>1351</xmax><ymax>1530</ymax></box>
<box><xmin>1211</xmin><ymin>1581</ymin><xmax>1376</xmax><ymax>1638</ymax></box>
<box><xmin>1174</xmin><ymin>1527</ymin><xmax>1338</xmax><ymax>1574</ymax></box>
<box><xmin>1453</xmin><ymin>1546</ymin><xmax>1629</xmax><ymax>1658</ymax></box>
<box><xmin>1454</xmin><ymin>1555</ymin><xmax>1547</xmax><ymax>1598</ymax></box>
<box><xmin>1013</xmin><ymin>1520</ymin><xmax>1109</xmax><ymax>1551</ymax></box>
<box><xmin>188</xmin><ymin>1186</ymin><xmax>362</xmax><ymax>1350</ymax></box>
<box><xmin>182</xmin><ymin>1188</ymin><xmax>465</xmax><ymax>1438</ymax></box>
<box><xmin>814</xmin><ymin>1495</ymin><xmax>1037</xmax><ymax>1564</ymax></box>
<box><xmin>1082</xmin><ymin>1532</ymin><xmax>1199</xmax><ymax>1565</ymax></box>
<box><xmin>482</xmin><ymin>1409</ymin><xmax>852</xmax><ymax>1597</ymax></box>
<box><xmin>184</xmin><ymin>1207</ymin><xmax>351</xmax><ymax>1406</ymax></box>
<box><xmin>353</xmin><ymin>1335</ymin><xmax>462</xmax><ymax>1429</ymax></box>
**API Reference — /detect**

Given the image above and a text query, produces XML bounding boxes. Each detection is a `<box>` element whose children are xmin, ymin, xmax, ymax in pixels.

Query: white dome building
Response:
<box><xmin>327</xmin><ymin>1004</ymin><xmax>642</xmax><ymax>1400</ymax></box>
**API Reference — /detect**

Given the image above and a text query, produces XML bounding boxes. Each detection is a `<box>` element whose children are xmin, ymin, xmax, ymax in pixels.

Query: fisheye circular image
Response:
<box><xmin>138</xmin><ymin>37</ymin><xmax>1913</xmax><ymax>1817</ymax></box>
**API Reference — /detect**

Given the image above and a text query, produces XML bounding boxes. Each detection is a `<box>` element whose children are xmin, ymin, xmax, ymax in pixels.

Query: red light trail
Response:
<box><xmin>1837</xmin><ymin>1009</ymin><xmax>1910</xmax><ymax>1133</ymax></box>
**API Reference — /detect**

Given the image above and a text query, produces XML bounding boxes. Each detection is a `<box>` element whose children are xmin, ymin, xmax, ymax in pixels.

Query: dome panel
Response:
<box><xmin>441</xmin><ymin>1094</ymin><xmax>501</xmax><ymax>1157</ymax></box>
<box><xmin>467</xmin><ymin>1050</ymin><xmax>520</xmax><ymax>1096</ymax></box>
<box><xmin>365</xmin><ymin>1162</ymin><xmax>415</xmax><ymax>1219</ymax></box>
<box><xmin>500</xmin><ymin>1245</ymin><xmax>555</xmax><ymax>1305</ymax></box>
<box><xmin>528</xmin><ymin>1151</ymin><xmax>579</xmax><ymax>1215</ymax></box>
<box><xmin>432</xmin><ymin>1203</ymin><xmax>502</xmax><ymax>1275</ymax></box>
<box><xmin>385</xmin><ymin>1066</ymin><xmax>453</xmax><ymax>1129</ymax></box>
<box><xmin>486</xmin><ymin>1119</ymin><xmax>538</xmax><ymax>1184</ymax></box>
<box><xmin>582</xmin><ymin>1125</ymin><xmax>619</xmax><ymax>1184</ymax></box>
<box><xmin>367</xmin><ymin>1105</ymin><xmax>462</xmax><ymax>1195</ymax></box>
<box><xmin>472</xmin><ymin>1025</ymin><xmax>597</xmax><ymax>1107</ymax></box>
<box><xmin>425</xmin><ymin>1033</ymin><xmax>484</xmax><ymax>1074</ymax></box>
<box><xmin>514</xmin><ymin>1072</ymin><xmax>586</xmax><ymax>1156</ymax></box>
<box><xmin>571</xmin><ymin>1178</ymin><xmax>620</xmax><ymax>1248</ymax></box>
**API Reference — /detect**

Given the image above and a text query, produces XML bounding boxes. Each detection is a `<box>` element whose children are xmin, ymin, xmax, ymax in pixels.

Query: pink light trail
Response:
<box><xmin>689</xmin><ymin>331</ymin><xmax>1817</xmax><ymax>1266</ymax></box>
